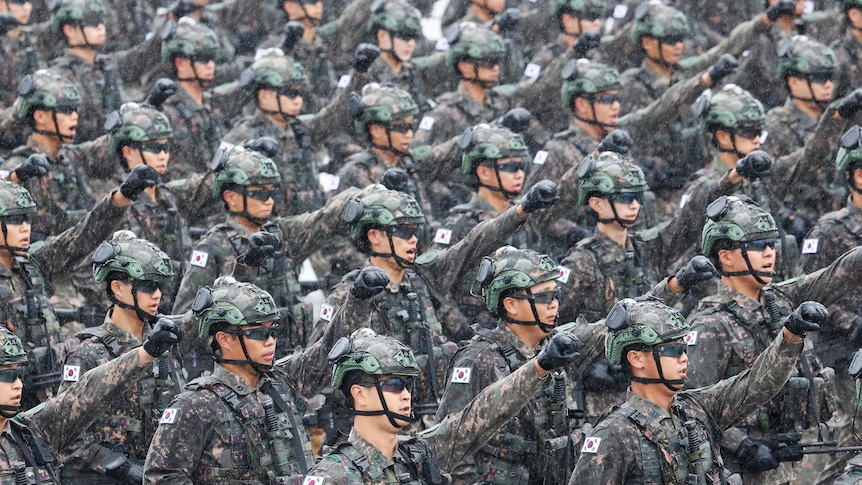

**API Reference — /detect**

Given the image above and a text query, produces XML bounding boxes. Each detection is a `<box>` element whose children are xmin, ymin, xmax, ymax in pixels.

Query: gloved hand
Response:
<box><xmin>381</xmin><ymin>168</ymin><xmax>411</xmax><ymax>192</ymax></box>
<box><xmin>735</xmin><ymin>150</ymin><xmax>772</xmax><ymax>179</ymax></box>
<box><xmin>573</xmin><ymin>30</ymin><xmax>601</xmax><ymax>57</ymax></box>
<box><xmin>766</xmin><ymin>0</ymin><xmax>796</xmax><ymax>22</ymax></box>
<box><xmin>119</xmin><ymin>164</ymin><xmax>160</xmax><ymax>200</ymax></box>
<box><xmin>520</xmin><ymin>180</ymin><xmax>559</xmax><ymax>213</ymax></box>
<box><xmin>597</xmin><ymin>129</ymin><xmax>634</xmax><ymax>155</ymax></box>
<box><xmin>497</xmin><ymin>108</ymin><xmax>532</xmax><ymax>133</ymax></box>
<box><xmin>736</xmin><ymin>438</ymin><xmax>780</xmax><ymax>473</ymax></box>
<box><xmin>99</xmin><ymin>448</ymin><xmax>144</xmax><ymax>485</ymax></box>
<box><xmin>838</xmin><ymin>89</ymin><xmax>862</xmax><ymax>119</ymax></box>
<box><xmin>783</xmin><ymin>301</ymin><xmax>828</xmax><ymax>338</ymax></box>
<box><xmin>245</xmin><ymin>137</ymin><xmax>279</xmax><ymax>159</ymax></box>
<box><xmin>674</xmin><ymin>256</ymin><xmax>718</xmax><ymax>291</ymax></box>
<box><xmin>354</xmin><ymin>43</ymin><xmax>381</xmax><ymax>73</ymax></box>
<box><xmin>172</xmin><ymin>0</ymin><xmax>199</xmax><ymax>17</ymax></box>
<box><xmin>0</xmin><ymin>12</ymin><xmax>20</xmax><ymax>36</ymax></box>
<box><xmin>142</xmin><ymin>317</ymin><xmax>184</xmax><ymax>357</ymax></box>
<box><xmin>707</xmin><ymin>54</ymin><xmax>738</xmax><ymax>86</ymax></box>
<box><xmin>351</xmin><ymin>266</ymin><xmax>390</xmax><ymax>300</ymax></box>
<box><xmin>493</xmin><ymin>8</ymin><xmax>521</xmax><ymax>32</ymax></box>
<box><xmin>144</xmin><ymin>78</ymin><xmax>178</xmax><ymax>109</ymax></box>
<box><xmin>282</xmin><ymin>21</ymin><xmax>305</xmax><ymax>52</ymax></box>
<box><xmin>12</xmin><ymin>154</ymin><xmax>49</xmax><ymax>182</ymax></box>
<box><xmin>537</xmin><ymin>331</ymin><xmax>581</xmax><ymax>371</ymax></box>
<box><xmin>240</xmin><ymin>232</ymin><xmax>280</xmax><ymax>267</ymax></box>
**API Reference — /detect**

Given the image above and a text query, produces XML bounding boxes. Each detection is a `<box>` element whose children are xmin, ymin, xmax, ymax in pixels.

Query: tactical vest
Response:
<box><xmin>331</xmin><ymin>437</ymin><xmax>445</xmax><ymax>485</ymax></box>
<box><xmin>0</xmin><ymin>419</ymin><xmax>60</xmax><ymax>485</ymax></box>
<box><xmin>187</xmin><ymin>372</ymin><xmax>314</xmax><ymax>484</ymax></box>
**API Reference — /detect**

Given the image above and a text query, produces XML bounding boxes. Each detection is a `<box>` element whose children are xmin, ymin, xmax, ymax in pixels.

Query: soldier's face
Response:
<box><xmin>457</xmin><ymin>59</ymin><xmax>501</xmax><ymax>85</ymax></box>
<box><xmin>0</xmin><ymin>218</ymin><xmax>30</xmax><ymax>254</ymax></box>
<box><xmin>476</xmin><ymin>157</ymin><xmax>525</xmax><ymax>195</ymax></box>
<box><xmin>589</xmin><ymin>193</ymin><xmax>641</xmax><ymax>226</ymax></box>
<box><xmin>353</xmin><ymin>374</ymin><xmax>412</xmax><ymax>429</ymax></box>
<box><xmin>642</xmin><ymin>36</ymin><xmax>683</xmax><ymax>66</ymax></box>
<box><xmin>636</xmin><ymin>339</ymin><xmax>688</xmax><ymax>387</ymax></box>
<box><xmin>225</xmin><ymin>183</ymin><xmax>276</xmax><ymax>220</ymax></box>
<box><xmin>2</xmin><ymin>0</ymin><xmax>32</xmax><ymax>25</ymax></box>
<box><xmin>718</xmin><ymin>243</ymin><xmax>775</xmax><ymax>287</ymax></box>
<box><xmin>369</xmin><ymin>116</ymin><xmax>414</xmax><ymax>153</ymax></box>
<box><xmin>787</xmin><ymin>75</ymin><xmax>834</xmax><ymax>104</ymax></box>
<box><xmin>560</xmin><ymin>12</ymin><xmax>601</xmax><ymax>36</ymax></box>
<box><xmin>390</xmin><ymin>34</ymin><xmax>417</xmax><ymax>63</ymax></box>
<box><xmin>0</xmin><ymin>364</ymin><xmax>23</xmax><ymax>410</ymax></box>
<box><xmin>475</xmin><ymin>0</ymin><xmax>505</xmax><ymax>14</ymax></box>
<box><xmin>284</xmin><ymin>1</ymin><xmax>323</xmax><ymax>25</ymax></box>
<box><xmin>124</xmin><ymin>138</ymin><xmax>171</xmax><ymax>174</ymax></box>
<box><xmin>218</xmin><ymin>322</ymin><xmax>278</xmax><ymax>367</ymax></box>
<box><xmin>113</xmin><ymin>280</ymin><xmax>162</xmax><ymax>316</ymax></box>
<box><xmin>503</xmin><ymin>280</ymin><xmax>559</xmax><ymax>329</ymax></box>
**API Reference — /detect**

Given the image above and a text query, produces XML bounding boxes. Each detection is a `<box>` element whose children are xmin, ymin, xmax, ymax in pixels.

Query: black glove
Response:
<box><xmin>573</xmin><ymin>30</ymin><xmax>601</xmax><ymax>57</ymax></box>
<box><xmin>13</xmin><ymin>154</ymin><xmax>49</xmax><ymax>182</ymax></box>
<box><xmin>142</xmin><ymin>317</ymin><xmax>184</xmax><ymax>357</ymax></box>
<box><xmin>597</xmin><ymin>129</ymin><xmax>634</xmax><ymax>155</ymax></box>
<box><xmin>537</xmin><ymin>331</ymin><xmax>581</xmax><ymax>371</ymax></box>
<box><xmin>245</xmin><ymin>137</ymin><xmax>279</xmax><ymax>159</ymax></box>
<box><xmin>521</xmin><ymin>180</ymin><xmax>559</xmax><ymax>213</ymax></box>
<box><xmin>144</xmin><ymin>78</ymin><xmax>178</xmax><ymax>109</ymax></box>
<box><xmin>119</xmin><ymin>164</ymin><xmax>160</xmax><ymax>200</ymax></box>
<box><xmin>381</xmin><ymin>168</ymin><xmax>411</xmax><ymax>192</ymax></box>
<box><xmin>766</xmin><ymin>0</ymin><xmax>796</xmax><ymax>22</ymax></box>
<box><xmin>674</xmin><ymin>256</ymin><xmax>718</xmax><ymax>291</ymax></box>
<box><xmin>493</xmin><ymin>8</ymin><xmax>521</xmax><ymax>32</ymax></box>
<box><xmin>707</xmin><ymin>54</ymin><xmax>739</xmax><ymax>86</ymax></box>
<box><xmin>735</xmin><ymin>150</ymin><xmax>772</xmax><ymax>179</ymax></box>
<box><xmin>351</xmin><ymin>266</ymin><xmax>390</xmax><ymax>300</ymax></box>
<box><xmin>497</xmin><ymin>108</ymin><xmax>532</xmax><ymax>133</ymax></box>
<box><xmin>0</xmin><ymin>12</ymin><xmax>20</xmax><ymax>36</ymax></box>
<box><xmin>282</xmin><ymin>21</ymin><xmax>305</xmax><ymax>52</ymax></box>
<box><xmin>172</xmin><ymin>0</ymin><xmax>199</xmax><ymax>17</ymax></box>
<box><xmin>736</xmin><ymin>438</ymin><xmax>780</xmax><ymax>473</ymax></box>
<box><xmin>354</xmin><ymin>43</ymin><xmax>381</xmax><ymax>73</ymax></box>
<box><xmin>240</xmin><ymin>232</ymin><xmax>280</xmax><ymax>267</ymax></box>
<box><xmin>783</xmin><ymin>301</ymin><xmax>828</xmax><ymax>338</ymax></box>
<box><xmin>838</xmin><ymin>89</ymin><xmax>862</xmax><ymax>119</ymax></box>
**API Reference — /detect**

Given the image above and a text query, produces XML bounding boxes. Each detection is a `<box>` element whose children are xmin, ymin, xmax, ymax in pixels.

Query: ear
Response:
<box><xmin>587</xmin><ymin>196</ymin><xmax>604</xmax><ymax>213</ymax></box>
<box><xmin>456</xmin><ymin>60</ymin><xmax>474</xmax><ymax>77</ymax></box>
<box><xmin>222</xmin><ymin>189</ymin><xmax>239</xmax><ymax>206</ymax></box>
<box><xmin>717</xmin><ymin>248</ymin><xmax>734</xmax><ymax>270</ymax></box>
<box><xmin>640</xmin><ymin>36</ymin><xmax>656</xmax><ymax>53</ymax></box>
<box><xmin>368</xmin><ymin>123</ymin><xmax>386</xmax><ymax>140</ymax></box>
<box><xmin>350</xmin><ymin>383</ymin><xmax>369</xmax><ymax>407</ymax></box>
<box><xmin>109</xmin><ymin>279</ymin><xmax>126</xmax><ymax>296</ymax></box>
<box><xmin>214</xmin><ymin>330</ymin><xmax>236</xmax><ymax>351</ymax></box>
<box><xmin>62</xmin><ymin>23</ymin><xmax>77</xmax><ymax>40</ymax></box>
<box><xmin>375</xmin><ymin>29</ymin><xmax>389</xmax><ymax>48</ymax></box>
<box><xmin>573</xmin><ymin>96</ymin><xmax>590</xmax><ymax>115</ymax></box>
<box><xmin>475</xmin><ymin>164</ymin><xmax>494</xmax><ymax>183</ymax></box>
<box><xmin>502</xmin><ymin>295</ymin><xmax>519</xmax><ymax>316</ymax></box>
<box><xmin>853</xmin><ymin>167</ymin><xmax>862</xmax><ymax>185</ymax></box>
<box><xmin>366</xmin><ymin>228</ymin><xmax>387</xmax><ymax>246</ymax></box>
<box><xmin>626</xmin><ymin>348</ymin><xmax>646</xmax><ymax>370</ymax></box>
<box><xmin>714</xmin><ymin>129</ymin><xmax>733</xmax><ymax>147</ymax></box>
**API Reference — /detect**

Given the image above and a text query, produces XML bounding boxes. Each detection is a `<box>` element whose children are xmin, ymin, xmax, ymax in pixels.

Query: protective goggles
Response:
<box><xmin>807</xmin><ymin>71</ymin><xmax>834</xmax><ymax>84</ymax></box>
<box><xmin>243</xmin><ymin>188</ymin><xmax>278</xmax><ymax>202</ymax></box>
<box><xmin>132</xmin><ymin>280</ymin><xmax>164</xmax><ymax>294</ymax></box>
<box><xmin>360</xmin><ymin>376</ymin><xmax>415</xmax><ymax>393</ymax></box>
<box><xmin>387</xmin><ymin>225</ymin><xmax>420</xmax><ymax>240</ymax></box>
<box><xmin>740</xmin><ymin>238</ymin><xmax>775</xmax><ymax>252</ymax></box>
<box><xmin>608</xmin><ymin>192</ymin><xmax>644</xmax><ymax>205</ymax></box>
<box><xmin>1</xmin><ymin>214</ymin><xmax>29</xmax><ymax>226</ymax></box>
<box><xmin>511</xmin><ymin>288</ymin><xmax>561</xmax><ymax>305</ymax></box>
<box><xmin>734</xmin><ymin>126</ymin><xmax>763</xmax><ymax>140</ymax></box>
<box><xmin>53</xmin><ymin>105</ymin><xmax>78</xmax><ymax>115</ymax></box>
<box><xmin>592</xmin><ymin>93</ymin><xmax>620</xmax><ymax>105</ymax></box>
<box><xmin>135</xmin><ymin>141</ymin><xmax>171</xmax><ymax>154</ymax></box>
<box><xmin>386</xmin><ymin>121</ymin><xmax>416</xmax><ymax>134</ymax></box>
<box><xmin>230</xmin><ymin>324</ymin><xmax>280</xmax><ymax>341</ymax></box>
<box><xmin>0</xmin><ymin>368</ymin><xmax>24</xmax><ymax>383</ymax></box>
<box><xmin>653</xmin><ymin>342</ymin><xmax>688</xmax><ymax>359</ymax></box>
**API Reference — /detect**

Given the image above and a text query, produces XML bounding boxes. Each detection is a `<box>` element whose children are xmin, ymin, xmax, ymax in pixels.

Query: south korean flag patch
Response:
<box><xmin>434</xmin><ymin>228</ymin><xmax>452</xmax><ymax>245</ymax></box>
<box><xmin>802</xmin><ymin>238</ymin><xmax>819</xmax><ymax>254</ymax></box>
<box><xmin>581</xmin><ymin>437</ymin><xmax>602</xmax><ymax>453</ymax></box>
<box><xmin>451</xmin><ymin>367</ymin><xmax>472</xmax><ymax>384</ymax></box>
<box><xmin>557</xmin><ymin>266</ymin><xmax>571</xmax><ymax>284</ymax></box>
<box><xmin>303</xmin><ymin>477</ymin><xmax>325</xmax><ymax>485</ymax></box>
<box><xmin>319</xmin><ymin>304</ymin><xmax>335</xmax><ymax>322</ymax></box>
<box><xmin>684</xmin><ymin>330</ymin><xmax>698</xmax><ymax>346</ymax></box>
<box><xmin>63</xmin><ymin>364</ymin><xmax>80</xmax><ymax>382</ymax></box>
<box><xmin>159</xmin><ymin>408</ymin><xmax>178</xmax><ymax>424</ymax></box>
<box><xmin>189</xmin><ymin>250</ymin><xmax>208</xmax><ymax>268</ymax></box>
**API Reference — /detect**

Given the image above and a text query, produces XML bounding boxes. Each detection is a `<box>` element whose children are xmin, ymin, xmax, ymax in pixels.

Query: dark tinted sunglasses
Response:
<box><xmin>394</xmin><ymin>31</ymin><xmax>420</xmax><ymax>41</ymax></box>
<box><xmin>475</xmin><ymin>57</ymin><xmax>501</xmax><ymax>68</ymax></box>
<box><xmin>135</xmin><ymin>141</ymin><xmax>171</xmax><ymax>154</ymax></box>
<box><xmin>495</xmin><ymin>161</ymin><xmax>526</xmax><ymax>173</ymax></box>
<box><xmin>608</xmin><ymin>192</ymin><xmax>644</xmax><ymax>205</ymax></box>
<box><xmin>231</xmin><ymin>324</ymin><xmax>280</xmax><ymax>341</ymax></box>
<box><xmin>0</xmin><ymin>367</ymin><xmax>24</xmax><ymax>383</ymax></box>
<box><xmin>388</xmin><ymin>225</ymin><xmax>420</xmax><ymax>240</ymax></box>
<box><xmin>578</xmin><ymin>12</ymin><xmax>601</xmax><ymax>21</ymax></box>
<box><xmin>386</xmin><ymin>121</ymin><xmax>415</xmax><ymax>134</ymax></box>
<box><xmin>512</xmin><ymin>288</ymin><xmax>561</xmax><ymax>305</ymax></box>
<box><xmin>362</xmin><ymin>376</ymin><xmax>414</xmax><ymax>393</ymax></box>
<box><xmin>592</xmin><ymin>93</ymin><xmax>619</xmax><ymax>105</ymax></box>
<box><xmin>808</xmin><ymin>72</ymin><xmax>834</xmax><ymax>84</ymax></box>
<box><xmin>243</xmin><ymin>188</ymin><xmax>277</xmax><ymax>202</ymax></box>
<box><xmin>7</xmin><ymin>0</ymin><xmax>31</xmax><ymax>5</ymax></box>
<box><xmin>654</xmin><ymin>342</ymin><xmax>688</xmax><ymax>359</ymax></box>
<box><xmin>2</xmin><ymin>214</ymin><xmax>29</xmax><ymax>225</ymax></box>
<box><xmin>279</xmin><ymin>87</ymin><xmax>305</xmax><ymax>99</ymax></box>
<box><xmin>741</xmin><ymin>238</ymin><xmax>775</xmax><ymax>252</ymax></box>
<box><xmin>193</xmin><ymin>55</ymin><xmax>216</xmax><ymax>64</ymax></box>
<box><xmin>133</xmin><ymin>280</ymin><xmax>164</xmax><ymax>294</ymax></box>
<box><xmin>54</xmin><ymin>105</ymin><xmax>77</xmax><ymax>115</ymax></box>
<box><xmin>658</xmin><ymin>34</ymin><xmax>685</xmax><ymax>45</ymax></box>
<box><xmin>80</xmin><ymin>17</ymin><xmax>104</xmax><ymax>27</ymax></box>
<box><xmin>734</xmin><ymin>126</ymin><xmax>763</xmax><ymax>140</ymax></box>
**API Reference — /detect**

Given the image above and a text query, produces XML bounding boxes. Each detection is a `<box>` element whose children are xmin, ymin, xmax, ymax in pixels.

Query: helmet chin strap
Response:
<box><xmin>352</xmin><ymin>379</ymin><xmax>417</xmax><ymax>428</ymax></box>
<box><xmin>260</xmin><ymin>91</ymin><xmax>297</xmax><ymax>123</ymax></box>
<box><xmin>0</xmin><ymin>221</ymin><xmax>29</xmax><ymax>256</ymax></box>
<box><xmin>629</xmin><ymin>347</ymin><xmax>685</xmax><ymax>392</ymax></box>
<box><xmin>573</xmin><ymin>98</ymin><xmax>615</xmax><ymax>134</ymax></box>
<box><xmin>370</xmin><ymin>125</ymin><xmax>410</xmax><ymax>157</ymax></box>
<box><xmin>502</xmin><ymin>289</ymin><xmax>556</xmax><ymax>333</ymax></box>
<box><xmin>369</xmin><ymin>231</ymin><xmax>413</xmax><ymax>268</ymax></box>
<box><xmin>716</xmin><ymin>132</ymin><xmax>747</xmax><ymax>159</ymax></box>
<box><xmin>218</xmin><ymin>333</ymin><xmax>274</xmax><ymax>373</ymax></box>
<box><xmin>34</xmin><ymin>110</ymin><xmax>75</xmax><ymax>144</ymax></box>
<box><xmin>719</xmin><ymin>245</ymin><xmax>773</xmax><ymax>285</ymax></box>
<box><xmin>177</xmin><ymin>58</ymin><xmax>213</xmax><ymax>89</ymax></box>
<box><xmin>0</xmin><ymin>404</ymin><xmax>18</xmax><ymax>418</ymax></box>
<box><xmin>228</xmin><ymin>190</ymin><xmax>271</xmax><ymax>227</ymax></box>
<box><xmin>109</xmin><ymin>282</ymin><xmax>159</xmax><ymax>325</ymax></box>
<box><xmin>645</xmin><ymin>37</ymin><xmax>678</xmax><ymax>70</ymax></box>
<box><xmin>478</xmin><ymin>161</ymin><xmax>520</xmax><ymax>199</ymax></box>
<box><xmin>596</xmin><ymin>199</ymin><xmax>638</xmax><ymax>228</ymax></box>
<box><xmin>787</xmin><ymin>78</ymin><xmax>830</xmax><ymax>111</ymax></box>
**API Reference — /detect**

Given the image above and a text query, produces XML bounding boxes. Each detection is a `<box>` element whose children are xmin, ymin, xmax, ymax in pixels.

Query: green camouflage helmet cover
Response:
<box><xmin>15</xmin><ymin>70</ymin><xmax>81</xmax><ymax>121</ymax></box>
<box><xmin>836</xmin><ymin>125</ymin><xmax>862</xmax><ymax>172</ymax></box>
<box><xmin>841</xmin><ymin>0</ymin><xmax>862</xmax><ymax>12</ymax></box>
<box><xmin>240</xmin><ymin>48</ymin><xmax>307</xmax><ymax>94</ymax></box>
<box><xmin>461</xmin><ymin>123</ymin><xmax>529</xmax><ymax>175</ymax></box>
<box><xmin>51</xmin><ymin>0</ymin><xmax>106</xmax><ymax>33</ymax></box>
<box><xmin>578</xmin><ymin>151</ymin><xmax>648</xmax><ymax>204</ymax></box>
<box><xmin>353</xmin><ymin>83</ymin><xmax>418</xmax><ymax>135</ymax></box>
<box><xmin>701</xmin><ymin>195</ymin><xmax>779</xmax><ymax>257</ymax></box>
<box><xmin>631</xmin><ymin>2</ymin><xmax>690</xmax><ymax>45</ymax></box>
<box><xmin>561</xmin><ymin>58</ymin><xmax>622</xmax><ymax>110</ymax></box>
<box><xmin>162</xmin><ymin>16</ymin><xmax>220</xmax><ymax>63</ymax></box>
<box><xmin>92</xmin><ymin>230</ymin><xmax>175</xmax><ymax>283</ymax></box>
<box><xmin>702</xmin><ymin>84</ymin><xmax>765</xmax><ymax>132</ymax></box>
<box><xmin>330</xmin><ymin>329</ymin><xmax>420</xmax><ymax>389</ymax></box>
<box><xmin>106</xmin><ymin>102</ymin><xmax>173</xmax><ymax>154</ymax></box>
<box><xmin>195</xmin><ymin>276</ymin><xmax>281</xmax><ymax>338</ymax></box>
<box><xmin>0</xmin><ymin>181</ymin><xmax>36</xmax><ymax>217</ymax></box>
<box><xmin>212</xmin><ymin>146</ymin><xmax>282</xmax><ymax>197</ymax></box>
<box><xmin>347</xmin><ymin>186</ymin><xmax>425</xmax><ymax>251</ymax></box>
<box><xmin>446</xmin><ymin>22</ymin><xmax>506</xmax><ymax>66</ymax></box>
<box><xmin>777</xmin><ymin>35</ymin><xmax>836</xmax><ymax>79</ymax></box>
<box><xmin>0</xmin><ymin>326</ymin><xmax>27</xmax><ymax>366</ymax></box>
<box><xmin>605</xmin><ymin>297</ymin><xmax>690</xmax><ymax>365</ymax></box>
<box><xmin>484</xmin><ymin>246</ymin><xmax>560</xmax><ymax>314</ymax></box>
<box><xmin>552</xmin><ymin>0</ymin><xmax>605</xmax><ymax>19</ymax></box>
<box><xmin>368</xmin><ymin>0</ymin><xmax>422</xmax><ymax>38</ymax></box>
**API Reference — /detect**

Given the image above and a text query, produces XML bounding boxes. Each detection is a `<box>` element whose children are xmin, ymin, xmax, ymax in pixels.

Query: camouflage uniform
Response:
<box><xmin>0</xmin><ymin>26</ymin><xmax>46</xmax><ymax>113</ymax></box>
<box><xmin>833</xmin><ymin>0</ymin><xmax>862</xmax><ymax>99</ymax></box>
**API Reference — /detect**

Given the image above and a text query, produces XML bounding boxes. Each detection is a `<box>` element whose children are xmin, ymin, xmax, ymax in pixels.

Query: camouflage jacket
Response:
<box><xmin>411</xmin><ymin>83</ymin><xmax>510</xmax><ymax>148</ymax></box>
<box><xmin>260</xmin><ymin>32</ymin><xmax>336</xmax><ymax>114</ymax></box>
<box><xmin>307</xmin><ymin>356</ymin><xmax>551</xmax><ymax>483</ymax></box>
<box><xmin>434</xmin><ymin>321</ymin><xmax>580</xmax><ymax>484</ymax></box>
<box><xmin>569</xmin><ymin>331</ymin><xmax>802</xmax><ymax>485</ymax></box>
<box><xmin>834</xmin><ymin>30</ymin><xmax>862</xmax><ymax>100</ymax></box>
<box><xmin>160</xmin><ymin>86</ymin><xmax>225</xmax><ymax>181</ymax></box>
<box><xmin>367</xmin><ymin>57</ymin><xmax>431</xmax><ymax>112</ymax></box>
<box><xmin>731</xmin><ymin>22</ymin><xmax>796</xmax><ymax>110</ymax></box>
<box><xmin>618</xmin><ymin>61</ymin><xmax>687</xmax><ymax>114</ymax></box>
<box><xmin>0</xmin><ymin>28</ymin><xmax>45</xmax><ymax>110</ymax></box>
<box><xmin>524</xmin><ymin>121</ymin><xmax>597</xmax><ymax>190</ymax></box>
<box><xmin>763</xmin><ymin>97</ymin><xmax>817</xmax><ymax>159</ymax></box>
<box><xmin>143</xmin><ymin>364</ymin><xmax>315</xmax><ymax>484</ymax></box>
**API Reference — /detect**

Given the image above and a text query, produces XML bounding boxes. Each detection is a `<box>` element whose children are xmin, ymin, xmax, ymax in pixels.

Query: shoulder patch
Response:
<box><xmin>581</xmin><ymin>436</ymin><xmax>602</xmax><ymax>453</ymax></box>
<box><xmin>557</xmin><ymin>266</ymin><xmax>571</xmax><ymax>284</ymax></box>
<box><xmin>802</xmin><ymin>238</ymin><xmax>819</xmax><ymax>254</ymax></box>
<box><xmin>62</xmin><ymin>364</ymin><xmax>80</xmax><ymax>382</ymax></box>
<box><xmin>684</xmin><ymin>330</ymin><xmax>698</xmax><ymax>346</ymax></box>
<box><xmin>451</xmin><ymin>366</ymin><xmax>472</xmax><ymax>384</ymax></box>
<box><xmin>524</xmin><ymin>63</ymin><xmax>541</xmax><ymax>79</ymax></box>
<box><xmin>159</xmin><ymin>408</ymin><xmax>178</xmax><ymax>424</ymax></box>
<box><xmin>533</xmin><ymin>150</ymin><xmax>548</xmax><ymax>165</ymax></box>
<box><xmin>189</xmin><ymin>250</ymin><xmax>209</xmax><ymax>268</ymax></box>
<box><xmin>319</xmin><ymin>172</ymin><xmax>340</xmax><ymax>192</ymax></box>
<box><xmin>418</xmin><ymin>116</ymin><xmax>435</xmax><ymax>131</ymax></box>
<box><xmin>319</xmin><ymin>303</ymin><xmax>335</xmax><ymax>322</ymax></box>
<box><xmin>303</xmin><ymin>476</ymin><xmax>325</xmax><ymax>485</ymax></box>
<box><xmin>433</xmin><ymin>228</ymin><xmax>452</xmax><ymax>245</ymax></box>
<box><xmin>414</xmin><ymin>249</ymin><xmax>439</xmax><ymax>265</ymax></box>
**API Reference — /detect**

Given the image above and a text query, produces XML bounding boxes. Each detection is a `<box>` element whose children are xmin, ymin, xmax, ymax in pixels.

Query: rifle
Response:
<box><xmin>54</xmin><ymin>305</ymin><xmax>105</xmax><ymax>327</ymax></box>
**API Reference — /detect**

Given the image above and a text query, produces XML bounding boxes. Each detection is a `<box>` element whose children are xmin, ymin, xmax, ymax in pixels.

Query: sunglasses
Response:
<box><xmin>388</xmin><ymin>225</ymin><xmax>420</xmax><ymax>240</ymax></box>
<box><xmin>494</xmin><ymin>161</ymin><xmax>526</xmax><ymax>173</ymax></box>
<box><xmin>592</xmin><ymin>93</ymin><xmax>620</xmax><ymax>105</ymax></box>
<box><xmin>279</xmin><ymin>87</ymin><xmax>305</xmax><ymax>99</ymax></box>
<box><xmin>81</xmin><ymin>17</ymin><xmax>104</xmax><ymax>27</ymax></box>
<box><xmin>386</xmin><ymin>122</ymin><xmax>415</xmax><ymax>134</ymax></box>
<box><xmin>361</xmin><ymin>376</ymin><xmax>415</xmax><ymax>394</ymax></box>
<box><xmin>193</xmin><ymin>55</ymin><xmax>216</xmax><ymax>64</ymax></box>
<box><xmin>475</xmin><ymin>57</ymin><xmax>501</xmax><ymax>68</ymax></box>
<box><xmin>511</xmin><ymin>288</ymin><xmax>561</xmax><ymax>305</ymax></box>
<box><xmin>133</xmin><ymin>280</ymin><xmax>164</xmax><ymax>294</ymax></box>
<box><xmin>243</xmin><ymin>188</ymin><xmax>278</xmax><ymax>202</ymax></box>
<box><xmin>654</xmin><ymin>343</ymin><xmax>688</xmax><ymax>359</ymax></box>
<box><xmin>808</xmin><ymin>72</ymin><xmax>834</xmax><ymax>84</ymax></box>
<box><xmin>7</xmin><ymin>0</ymin><xmax>31</xmax><ymax>5</ymax></box>
<box><xmin>135</xmin><ymin>141</ymin><xmax>171</xmax><ymax>154</ymax></box>
<box><xmin>231</xmin><ymin>324</ymin><xmax>280</xmax><ymax>341</ymax></box>
<box><xmin>578</xmin><ymin>12</ymin><xmax>601</xmax><ymax>21</ymax></box>
<box><xmin>2</xmin><ymin>214</ymin><xmax>29</xmax><ymax>225</ymax></box>
<box><xmin>608</xmin><ymin>192</ymin><xmax>644</xmax><ymax>205</ymax></box>
<box><xmin>741</xmin><ymin>238</ymin><xmax>775</xmax><ymax>252</ymax></box>
<box><xmin>0</xmin><ymin>367</ymin><xmax>24</xmax><ymax>384</ymax></box>
<box><xmin>658</xmin><ymin>34</ymin><xmax>685</xmax><ymax>45</ymax></box>
<box><xmin>734</xmin><ymin>126</ymin><xmax>763</xmax><ymax>140</ymax></box>
<box><xmin>394</xmin><ymin>31</ymin><xmax>419</xmax><ymax>41</ymax></box>
<box><xmin>54</xmin><ymin>105</ymin><xmax>77</xmax><ymax>115</ymax></box>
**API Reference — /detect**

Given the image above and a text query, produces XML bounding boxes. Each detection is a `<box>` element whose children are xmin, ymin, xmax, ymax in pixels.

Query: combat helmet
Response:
<box><xmin>552</xmin><ymin>0</ymin><xmax>605</xmax><ymax>23</ymax></box>
<box><xmin>604</xmin><ymin>297</ymin><xmax>690</xmax><ymax>390</ymax></box>
<box><xmin>212</xmin><ymin>145</ymin><xmax>282</xmax><ymax>224</ymax></box>
<box><xmin>459</xmin><ymin>123</ymin><xmax>529</xmax><ymax>197</ymax></box>
<box><xmin>162</xmin><ymin>16</ymin><xmax>219</xmax><ymax>64</ymax></box>
<box><xmin>0</xmin><ymin>326</ymin><xmax>28</xmax><ymax>417</ymax></box>
<box><xmin>240</xmin><ymin>48</ymin><xmax>307</xmax><ymax>95</ymax></box>
<box><xmin>349</xmin><ymin>83</ymin><xmax>418</xmax><ymax>148</ymax></box>
<box><xmin>15</xmin><ymin>70</ymin><xmax>81</xmax><ymax>142</ymax></box>
<box><xmin>836</xmin><ymin>125</ymin><xmax>862</xmax><ymax>179</ymax></box>
<box><xmin>631</xmin><ymin>2</ymin><xmax>689</xmax><ymax>65</ymax></box>
<box><xmin>777</xmin><ymin>35</ymin><xmax>835</xmax><ymax>81</ymax></box>
<box><xmin>476</xmin><ymin>246</ymin><xmax>560</xmax><ymax>330</ymax></box>
<box><xmin>840</xmin><ymin>0</ymin><xmax>862</xmax><ymax>12</ymax></box>
<box><xmin>105</xmin><ymin>102</ymin><xmax>173</xmax><ymax>158</ymax></box>
<box><xmin>329</xmin><ymin>328</ymin><xmax>419</xmax><ymax>425</ymax></box>
<box><xmin>446</xmin><ymin>22</ymin><xmax>506</xmax><ymax>84</ymax></box>
<box><xmin>368</xmin><ymin>0</ymin><xmax>422</xmax><ymax>47</ymax></box>
<box><xmin>702</xmin><ymin>84</ymin><xmax>765</xmax><ymax>133</ymax></box>
<box><xmin>344</xmin><ymin>186</ymin><xmax>425</xmax><ymax>264</ymax></box>
<box><xmin>0</xmin><ymin>180</ymin><xmax>36</xmax><ymax>218</ymax></box>
<box><xmin>51</xmin><ymin>0</ymin><xmax>106</xmax><ymax>38</ymax></box>
<box><xmin>578</xmin><ymin>151</ymin><xmax>648</xmax><ymax>202</ymax></box>
<box><xmin>561</xmin><ymin>58</ymin><xmax>622</xmax><ymax>130</ymax></box>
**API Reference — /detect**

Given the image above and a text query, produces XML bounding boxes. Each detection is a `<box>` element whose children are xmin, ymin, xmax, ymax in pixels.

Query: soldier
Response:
<box><xmin>435</xmin><ymin>247</ymin><xmax>581</xmax><ymax>484</ymax></box>
<box><xmin>833</xmin><ymin>0</ymin><xmax>862</xmax><ymax>99</ymax></box>
<box><xmin>305</xmin><ymin>327</ymin><xmax>582</xmax><ymax>483</ymax></box>
<box><xmin>0</xmin><ymin>310</ymin><xmax>182</xmax><ymax>483</ymax></box>
<box><xmin>144</xmin><ymin>276</ymin><xmax>317</xmax><ymax>483</ymax></box>
<box><xmin>0</xmin><ymin>0</ymin><xmax>46</xmax><ymax>117</ymax></box>
<box><xmin>569</xmin><ymin>296</ymin><xmax>821</xmax><ymax>485</ymax></box>
<box><xmin>687</xmin><ymin>195</ymin><xmax>862</xmax><ymax>484</ymax></box>
<box><xmin>58</xmin><ymin>233</ymin><xmax>184</xmax><ymax>484</ymax></box>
